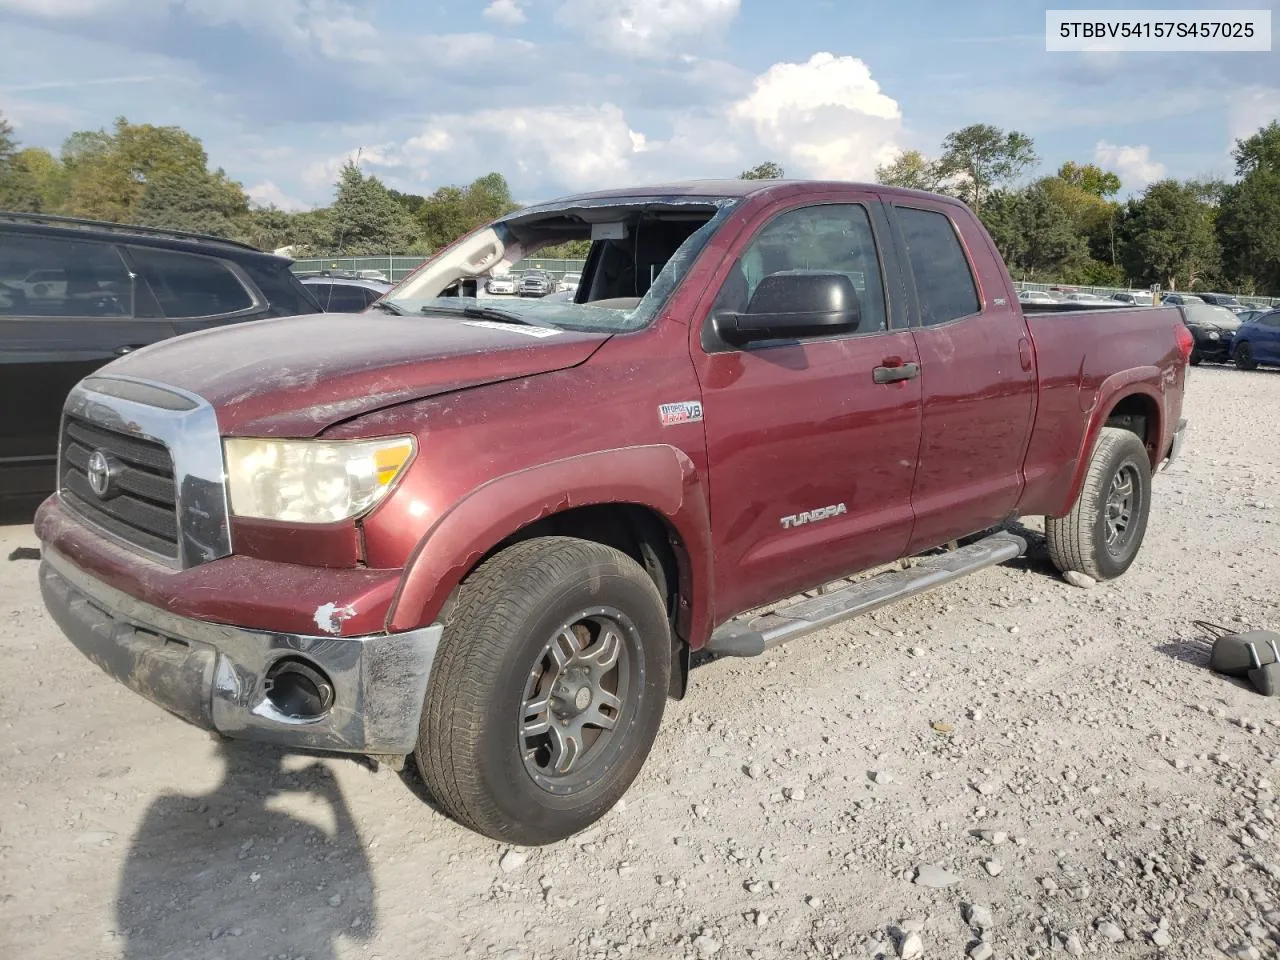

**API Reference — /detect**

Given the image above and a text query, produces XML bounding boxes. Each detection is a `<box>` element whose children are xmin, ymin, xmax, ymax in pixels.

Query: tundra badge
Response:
<box><xmin>780</xmin><ymin>503</ymin><xmax>848</xmax><ymax>529</ymax></box>
<box><xmin>658</xmin><ymin>401</ymin><xmax>704</xmax><ymax>426</ymax></box>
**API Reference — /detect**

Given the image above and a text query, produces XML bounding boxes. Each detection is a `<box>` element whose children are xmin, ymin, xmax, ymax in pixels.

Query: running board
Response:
<box><xmin>705</xmin><ymin>531</ymin><xmax>1028</xmax><ymax>658</ymax></box>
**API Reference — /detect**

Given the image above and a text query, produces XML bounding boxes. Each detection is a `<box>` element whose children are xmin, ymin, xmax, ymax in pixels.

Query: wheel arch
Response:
<box><xmin>1053</xmin><ymin>373</ymin><xmax>1165</xmax><ymax>518</ymax></box>
<box><xmin>386</xmin><ymin>445</ymin><xmax>713</xmax><ymax>697</ymax></box>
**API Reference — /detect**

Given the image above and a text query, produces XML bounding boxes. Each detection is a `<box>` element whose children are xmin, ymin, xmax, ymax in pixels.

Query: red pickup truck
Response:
<box><xmin>35</xmin><ymin>180</ymin><xmax>1191</xmax><ymax>845</ymax></box>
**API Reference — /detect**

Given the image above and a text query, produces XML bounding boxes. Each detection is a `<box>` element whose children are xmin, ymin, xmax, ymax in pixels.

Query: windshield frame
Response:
<box><xmin>384</xmin><ymin>197</ymin><xmax>741</xmax><ymax>335</ymax></box>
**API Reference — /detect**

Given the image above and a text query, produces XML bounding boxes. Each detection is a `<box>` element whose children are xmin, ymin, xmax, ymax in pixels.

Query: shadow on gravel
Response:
<box><xmin>994</xmin><ymin>520</ymin><xmax>1061</xmax><ymax>579</ymax></box>
<box><xmin>0</xmin><ymin>494</ymin><xmax>44</xmax><ymax>527</ymax></box>
<box><xmin>116</xmin><ymin>740</ymin><xmax>377</xmax><ymax>960</ymax></box>
<box><xmin>1155</xmin><ymin>635</ymin><xmax>1257</xmax><ymax>692</ymax></box>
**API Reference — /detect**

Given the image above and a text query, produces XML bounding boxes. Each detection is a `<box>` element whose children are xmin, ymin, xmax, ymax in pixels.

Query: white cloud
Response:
<box><xmin>401</xmin><ymin>104</ymin><xmax>646</xmax><ymax>193</ymax></box>
<box><xmin>483</xmin><ymin>0</ymin><xmax>526</xmax><ymax>26</ymax></box>
<box><xmin>556</xmin><ymin>0</ymin><xmax>740</xmax><ymax>57</ymax></box>
<box><xmin>246</xmin><ymin>181</ymin><xmax>310</xmax><ymax>212</ymax></box>
<box><xmin>1228</xmin><ymin>86</ymin><xmax>1280</xmax><ymax>148</ymax></box>
<box><xmin>1093</xmin><ymin>141</ymin><xmax>1166</xmax><ymax>188</ymax></box>
<box><xmin>728</xmin><ymin>53</ymin><xmax>903</xmax><ymax>180</ymax></box>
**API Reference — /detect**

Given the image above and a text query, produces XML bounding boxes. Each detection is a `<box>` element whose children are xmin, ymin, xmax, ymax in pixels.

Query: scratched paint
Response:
<box><xmin>313</xmin><ymin>602</ymin><xmax>357</xmax><ymax>635</ymax></box>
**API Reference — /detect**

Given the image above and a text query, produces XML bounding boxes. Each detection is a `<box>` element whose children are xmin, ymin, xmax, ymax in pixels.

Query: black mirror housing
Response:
<box><xmin>714</xmin><ymin>270</ymin><xmax>862</xmax><ymax>345</ymax></box>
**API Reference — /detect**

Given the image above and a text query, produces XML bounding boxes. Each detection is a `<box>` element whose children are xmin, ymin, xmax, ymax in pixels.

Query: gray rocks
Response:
<box><xmin>692</xmin><ymin>933</ymin><xmax>722</xmax><ymax>957</ymax></box>
<box><xmin>898</xmin><ymin>932</ymin><xmax>924</xmax><ymax>959</ymax></box>
<box><xmin>1096</xmin><ymin>920</ymin><xmax>1125</xmax><ymax>943</ymax></box>
<box><xmin>969</xmin><ymin>941</ymin><xmax>994</xmax><ymax>960</ymax></box>
<box><xmin>982</xmin><ymin>859</ymin><xmax>1004</xmax><ymax>877</ymax></box>
<box><xmin>1063</xmin><ymin>571</ymin><xmax>1097</xmax><ymax>589</ymax></box>
<box><xmin>499</xmin><ymin>848</ymin><xmax>527</xmax><ymax>873</ymax></box>
<box><xmin>913</xmin><ymin>864</ymin><xmax>961</xmax><ymax>888</ymax></box>
<box><xmin>966</xmin><ymin>903</ymin><xmax>994</xmax><ymax>930</ymax></box>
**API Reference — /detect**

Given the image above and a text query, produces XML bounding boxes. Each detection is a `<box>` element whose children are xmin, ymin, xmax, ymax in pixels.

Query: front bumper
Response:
<box><xmin>1193</xmin><ymin>335</ymin><xmax>1233</xmax><ymax>361</ymax></box>
<box><xmin>40</xmin><ymin>548</ymin><xmax>442</xmax><ymax>755</ymax></box>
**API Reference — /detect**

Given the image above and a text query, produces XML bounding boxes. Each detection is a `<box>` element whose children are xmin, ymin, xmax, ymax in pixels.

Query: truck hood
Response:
<box><xmin>105</xmin><ymin>311</ymin><xmax>611</xmax><ymax>436</ymax></box>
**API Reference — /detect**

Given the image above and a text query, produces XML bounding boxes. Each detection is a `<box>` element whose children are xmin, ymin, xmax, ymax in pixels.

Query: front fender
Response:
<box><xmin>386</xmin><ymin>445</ymin><xmax>714</xmax><ymax>644</ymax></box>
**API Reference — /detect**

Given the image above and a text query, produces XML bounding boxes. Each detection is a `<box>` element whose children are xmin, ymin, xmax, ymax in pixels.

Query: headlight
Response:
<box><xmin>224</xmin><ymin>436</ymin><xmax>416</xmax><ymax>523</ymax></box>
<box><xmin>1207</xmin><ymin>330</ymin><xmax>1220</xmax><ymax>340</ymax></box>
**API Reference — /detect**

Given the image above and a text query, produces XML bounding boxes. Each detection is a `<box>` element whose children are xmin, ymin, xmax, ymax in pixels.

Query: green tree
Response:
<box><xmin>739</xmin><ymin>161</ymin><xmax>785</xmax><ymax>180</ymax></box>
<box><xmin>414</xmin><ymin>173</ymin><xmax>520</xmax><ymax>251</ymax></box>
<box><xmin>0</xmin><ymin>113</ymin><xmax>42</xmax><ymax>211</ymax></box>
<box><xmin>981</xmin><ymin>183</ymin><xmax>1087</xmax><ymax>281</ymax></box>
<box><xmin>1055</xmin><ymin>161</ymin><xmax>1121</xmax><ymax>198</ymax></box>
<box><xmin>1118</xmin><ymin>179</ymin><xmax>1221</xmax><ymax>291</ymax></box>
<box><xmin>935</xmin><ymin>124</ymin><xmax>1038</xmax><ymax>214</ymax></box>
<box><xmin>1218</xmin><ymin>121</ymin><xmax>1280</xmax><ymax>295</ymax></box>
<box><xmin>329</xmin><ymin>161</ymin><xmax>419</xmax><ymax>254</ymax></box>
<box><xmin>874</xmin><ymin>150</ymin><xmax>940</xmax><ymax>191</ymax></box>
<box><xmin>61</xmin><ymin>117</ymin><xmax>213</xmax><ymax>222</ymax></box>
<box><xmin>134</xmin><ymin>167</ymin><xmax>251</xmax><ymax>238</ymax></box>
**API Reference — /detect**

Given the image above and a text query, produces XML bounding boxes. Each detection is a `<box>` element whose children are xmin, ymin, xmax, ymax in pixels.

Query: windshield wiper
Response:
<box><xmin>370</xmin><ymin>300</ymin><xmax>404</xmax><ymax>315</ymax></box>
<box><xmin>422</xmin><ymin>303</ymin><xmax>545</xmax><ymax>327</ymax></box>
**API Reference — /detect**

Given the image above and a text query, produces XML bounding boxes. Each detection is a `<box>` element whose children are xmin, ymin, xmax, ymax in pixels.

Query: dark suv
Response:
<box><xmin>0</xmin><ymin>212</ymin><xmax>322</xmax><ymax>499</ymax></box>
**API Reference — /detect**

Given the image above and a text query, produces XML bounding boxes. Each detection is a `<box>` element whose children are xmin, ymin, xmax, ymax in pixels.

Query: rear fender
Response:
<box><xmin>1055</xmin><ymin>367</ymin><xmax>1164</xmax><ymax>516</ymax></box>
<box><xmin>387</xmin><ymin>445</ymin><xmax>714</xmax><ymax>645</ymax></box>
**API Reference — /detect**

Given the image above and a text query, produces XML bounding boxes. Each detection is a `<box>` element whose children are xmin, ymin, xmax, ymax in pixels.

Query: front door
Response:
<box><xmin>1253</xmin><ymin>312</ymin><xmax>1280</xmax><ymax>364</ymax></box>
<box><xmin>690</xmin><ymin>195</ymin><xmax>923</xmax><ymax>622</ymax></box>
<box><xmin>0</xmin><ymin>232</ymin><xmax>174</xmax><ymax>493</ymax></box>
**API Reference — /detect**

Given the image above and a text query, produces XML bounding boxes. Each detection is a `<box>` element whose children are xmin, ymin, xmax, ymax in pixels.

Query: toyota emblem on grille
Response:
<box><xmin>86</xmin><ymin>450</ymin><xmax>115</xmax><ymax>498</ymax></box>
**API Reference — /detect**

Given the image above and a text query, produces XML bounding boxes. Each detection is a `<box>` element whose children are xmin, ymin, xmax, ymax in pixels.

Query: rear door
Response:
<box><xmin>0</xmin><ymin>231</ymin><xmax>175</xmax><ymax>491</ymax></box>
<box><xmin>886</xmin><ymin>201</ymin><xmax>1037</xmax><ymax>554</ymax></box>
<box><xmin>691</xmin><ymin>192</ymin><xmax>923</xmax><ymax>619</ymax></box>
<box><xmin>1255</xmin><ymin>312</ymin><xmax>1280</xmax><ymax>363</ymax></box>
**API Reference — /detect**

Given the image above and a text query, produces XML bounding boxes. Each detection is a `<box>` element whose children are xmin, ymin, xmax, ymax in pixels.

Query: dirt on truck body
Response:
<box><xmin>35</xmin><ymin>178</ymin><xmax>1191</xmax><ymax>844</ymax></box>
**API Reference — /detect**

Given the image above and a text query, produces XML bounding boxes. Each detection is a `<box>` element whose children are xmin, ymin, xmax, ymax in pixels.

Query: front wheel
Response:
<box><xmin>1188</xmin><ymin>349</ymin><xmax>1202</xmax><ymax>366</ymax></box>
<box><xmin>416</xmin><ymin>537</ymin><xmax>671</xmax><ymax>845</ymax></box>
<box><xmin>1235</xmin><ymin>341</ymin><xmax>1259</xmax><ymax>371</ymax></box>
<box><xmin>1045</xmin><ymin>427</ymin><xmax>1152</xmax><ymax>581</ymax></box>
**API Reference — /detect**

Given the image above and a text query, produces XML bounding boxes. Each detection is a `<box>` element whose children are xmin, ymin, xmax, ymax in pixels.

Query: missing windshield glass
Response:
<box><xmin>391</xmin><ymin>196</ymin><xmax>737</xmax><ymax>332</ymax></box>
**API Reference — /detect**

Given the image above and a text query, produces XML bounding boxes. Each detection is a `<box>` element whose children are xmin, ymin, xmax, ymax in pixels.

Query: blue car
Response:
<box><xmin>1233</xmin><ymin>309</ymin><xmax>1280</xmax><ymax>370</ymax></box>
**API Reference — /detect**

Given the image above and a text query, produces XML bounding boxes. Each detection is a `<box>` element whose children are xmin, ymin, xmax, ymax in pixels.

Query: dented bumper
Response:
<box><xmin>40</xmin><ymin>548</ymin><xmax>442</xmax><ymax>756</ymax></box>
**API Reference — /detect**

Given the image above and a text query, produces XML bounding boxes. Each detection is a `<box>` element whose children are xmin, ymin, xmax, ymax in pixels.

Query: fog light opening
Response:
<box><xmin>264</xmin><ymin>658</ymin><xmax>335</xmax><ymax>720</ymax></box>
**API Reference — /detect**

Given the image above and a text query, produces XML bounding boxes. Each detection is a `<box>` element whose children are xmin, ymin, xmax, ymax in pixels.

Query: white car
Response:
<box><xmin>20</xmin><ymin>269</ymin><xmax>67</xmax><ymax>299</ymax></box>
<box><xmin>485</xmin><ymin>275</ymin><xmax>516</xmax><ymax>295</ymax></box>
<box><xmin>354</xmin><ymin>269</ymin><xmax>389</xmax><ymax>282</ymax></box>
<box><xmin>559</xmin><ymin>273</ymin><xmax>581</xmax><ymax>296</ymax></box>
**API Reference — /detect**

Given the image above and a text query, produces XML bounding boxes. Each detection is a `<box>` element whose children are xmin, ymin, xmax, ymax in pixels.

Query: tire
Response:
<box><xmin>1188</xmin><ymin>349</ymin><xmax>1202</xmax><ymax>366</ymax></box>
<box><xmin>416</xmin><ymin>536</ymin><xmax>671</xmax><ymax>845</ymax></box>
<box><xmin>1235</xmin><ymin>341</ymin><xmax>1259</xmax><ymax>371</ymax></box>
<box><xmin>1045</xmin><ymin>426</ymin><xmax>1152</xmax><ymax>581</ymax></box>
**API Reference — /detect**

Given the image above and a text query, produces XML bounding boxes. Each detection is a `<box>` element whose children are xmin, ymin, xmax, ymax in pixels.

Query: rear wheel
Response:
<box><xmin>416</xmin><ymin>537</ymin><xmax>670</xmax><ymax>845</ymax></box>
<box><xmin>1046</xmin><ymin>427</ymin><xmax>1152</xmax><ymax>581</ymax></box>
<box><xmin>1235</xmin><ymin>341</ymin><xmax>1259</xmax><ymax>371</ymax></box>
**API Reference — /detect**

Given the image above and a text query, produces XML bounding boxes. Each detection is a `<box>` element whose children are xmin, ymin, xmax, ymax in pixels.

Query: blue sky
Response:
<box><xmin>0</xmin><ymin>0</ymin><xmax>1276</xmax><ymax>210</ymax></box>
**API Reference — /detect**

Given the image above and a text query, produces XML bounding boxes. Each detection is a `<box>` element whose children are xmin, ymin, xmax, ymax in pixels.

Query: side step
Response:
<box><xmin>705</xmin><ymin>531</ymin><xmax>1028</xmax><ymax>657</ymax></box>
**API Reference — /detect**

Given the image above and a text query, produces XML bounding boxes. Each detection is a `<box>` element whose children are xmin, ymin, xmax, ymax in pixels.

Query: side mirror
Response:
<box><xmin>714</xmin><ymin>270</ymin><xmax>861</xmax><ymax>345</ymax></box>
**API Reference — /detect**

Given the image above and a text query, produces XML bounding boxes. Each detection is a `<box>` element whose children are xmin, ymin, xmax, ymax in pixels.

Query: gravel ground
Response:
<box><xmin>2</xmin><ymin>364</ymin><xmax>1279</xmax><ymax>960</ymax></box>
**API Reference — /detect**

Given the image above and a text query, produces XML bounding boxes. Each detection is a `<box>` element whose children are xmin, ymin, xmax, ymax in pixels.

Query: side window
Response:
<box><xmin>307</xmin><ymin>284</ymin><xmax>335</xmax><ymax>311</ymax></box>
<box><xmin>0</xmin><ymin>233</ymin><xmax>134</xmax><ymax>318</ymax></box>
<box><xmin>327</xmin><ymin>285</ymin><xmax>373</xmax><ymax>312</ymax></box>
<box><xmin>896</xmin><ymin>207</ymin><xmax>981</xmax><ymax>327</ymax></box>
<box><xmin>128</xmin><ymin>247</ymin><xmax>255</xmax><ymax>319</ymax></box>
<box><xmin>712</xmin><ymin>203</ymin><xmax>888</xmax><ymax>335</ymax></box>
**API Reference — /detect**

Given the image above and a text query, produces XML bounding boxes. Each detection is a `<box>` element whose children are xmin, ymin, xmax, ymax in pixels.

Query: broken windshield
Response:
<box><xmin>384</xmin><ymin>197</ymin><xmax>739</xmax><ymax>333</ymax></box>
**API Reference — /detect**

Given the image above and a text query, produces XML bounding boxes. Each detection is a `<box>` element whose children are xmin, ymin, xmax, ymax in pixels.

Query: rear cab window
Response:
<box><xmin>894</xmin><ymin>206</ymin><xmax>981</xmax><ymax>327</ymax></box>
<box><xmin>0</xmin><ymin>233</ymin><xmax>135</xmax><ymax>319</ymax></box>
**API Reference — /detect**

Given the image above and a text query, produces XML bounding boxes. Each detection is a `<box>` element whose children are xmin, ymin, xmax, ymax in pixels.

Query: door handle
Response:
<box><xmin>873</xmin><ymin>362</ymin><xmax>920</xmax><ymax>384</ymax></box>
<box><xmin>114</xmin><ymin>344</ymin><xmax>144</xmax><ymax>356</ymax></box>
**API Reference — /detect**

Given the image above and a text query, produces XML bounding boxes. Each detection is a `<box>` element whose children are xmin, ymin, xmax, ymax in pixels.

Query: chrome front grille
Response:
<box><xmin>60</xmin><ymin>415</ymin><xmax>180</xmax><ymax>559</ymax></box>
<box><xmin>59</xmin><ymin>376</ymin><xmax>233</xmax><ymax>568</ymax></box>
